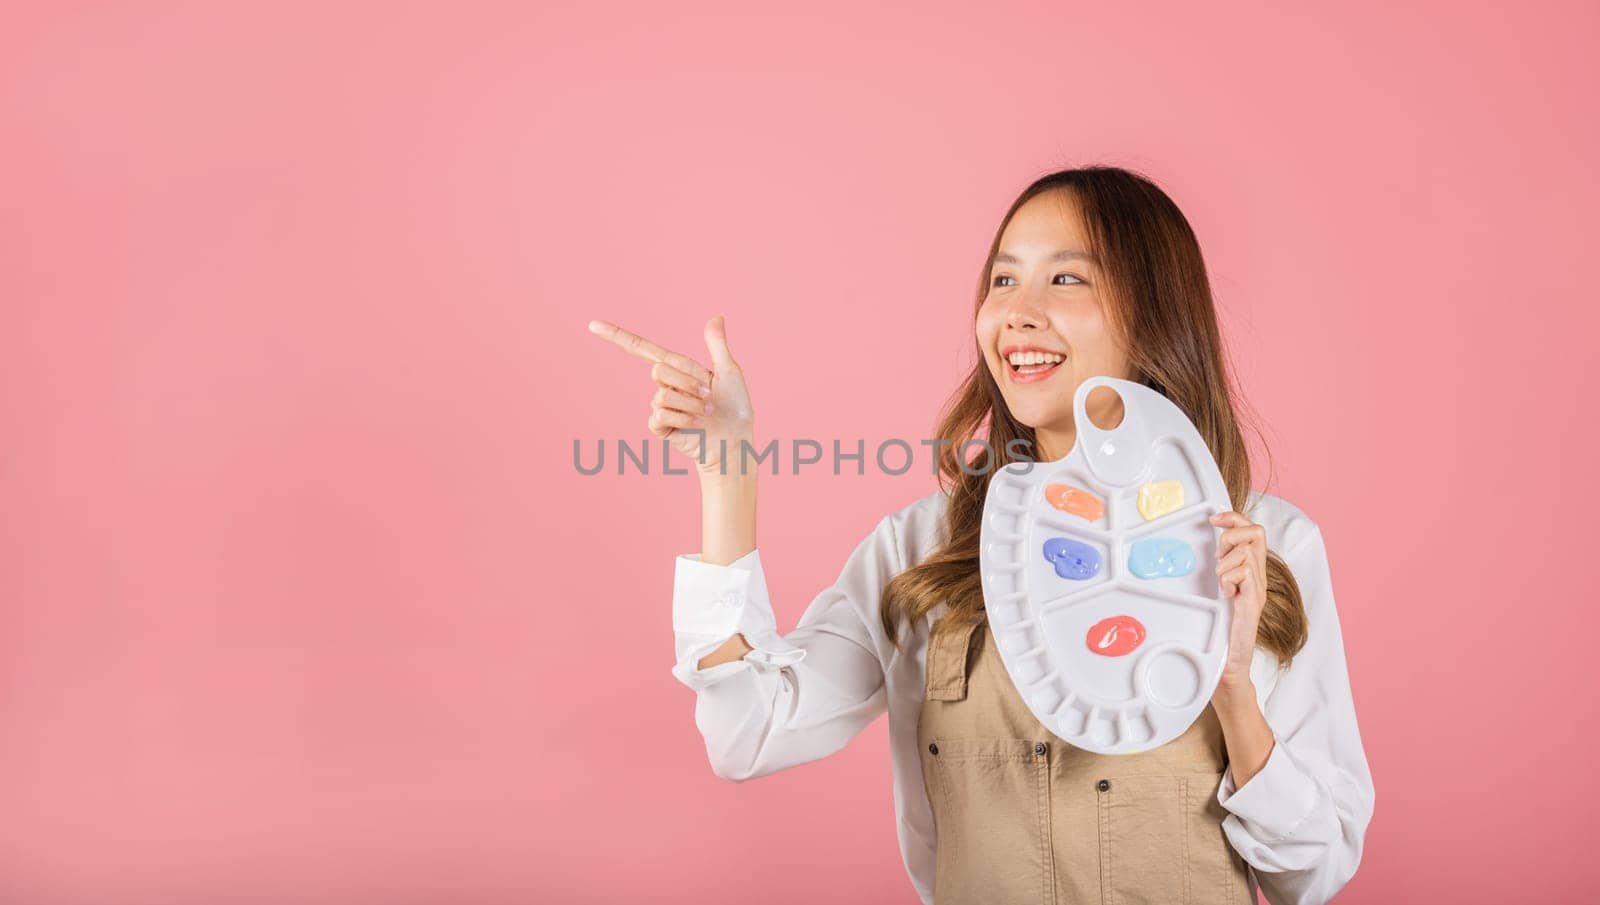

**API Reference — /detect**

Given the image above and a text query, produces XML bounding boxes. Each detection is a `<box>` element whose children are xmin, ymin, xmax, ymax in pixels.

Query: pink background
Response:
<box><xmin>2</xmin><ymin>2</ymin><xmax>1595</xmax><ymax>903</ymax></box>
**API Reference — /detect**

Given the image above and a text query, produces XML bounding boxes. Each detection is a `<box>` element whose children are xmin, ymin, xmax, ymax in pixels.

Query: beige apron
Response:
<box><xmin>917</xmin><ymin>614</ymin><xmax>1253</xmax><ymax>905</ymax></box>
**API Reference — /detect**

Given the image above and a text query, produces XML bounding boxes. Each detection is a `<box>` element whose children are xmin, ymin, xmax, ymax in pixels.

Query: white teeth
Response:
<box><xmin>1007</xmin><ymin>350</ymin><xmax>1065</xmax><ymax>366</ymax></box>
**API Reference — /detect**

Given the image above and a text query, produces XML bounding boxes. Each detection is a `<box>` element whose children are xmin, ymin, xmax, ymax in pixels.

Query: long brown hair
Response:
<box><xmin>880</xmin><ymin>166</ymin><xmax>1309</xmax><ymax>664</ymax></box>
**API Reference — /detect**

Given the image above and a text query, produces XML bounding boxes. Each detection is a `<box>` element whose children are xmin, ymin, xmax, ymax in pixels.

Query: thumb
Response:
<box><xmin>704</xmin><ymin>314</ymin><xmax>737</xmax><ymax>369</ymax></box>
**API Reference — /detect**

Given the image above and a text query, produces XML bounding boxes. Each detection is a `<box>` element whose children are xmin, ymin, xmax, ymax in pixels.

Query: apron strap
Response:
<box><xmin>925</xmin><ymin>616</ymin><xmax>983</xmax><ymax>701</ymax></box>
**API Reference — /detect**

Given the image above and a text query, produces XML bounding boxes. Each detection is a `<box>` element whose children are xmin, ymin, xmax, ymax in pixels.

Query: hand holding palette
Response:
<box><xmin>978</xmin><ymin>376</ymin><xmax>1234</xmax><ymax>755</ymax></box>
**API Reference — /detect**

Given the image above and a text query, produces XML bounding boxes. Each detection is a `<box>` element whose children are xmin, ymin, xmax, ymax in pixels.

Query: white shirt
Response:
<box><xmin>669</xmin><ymin>487</ymin><xmax>1375</xmax><ymax>905</ymax></box>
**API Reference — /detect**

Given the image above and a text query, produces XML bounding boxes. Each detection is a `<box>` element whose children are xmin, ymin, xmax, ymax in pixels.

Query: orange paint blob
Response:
<box><xmin>1086</xmin><ymin>615</ymin><xmax>1146</xmax><ymax>657</ymax></box>
<box><xmin>1044</xmin><ymin>483</ymin><xmax>1105</xmax><ymax>522</ymax></box>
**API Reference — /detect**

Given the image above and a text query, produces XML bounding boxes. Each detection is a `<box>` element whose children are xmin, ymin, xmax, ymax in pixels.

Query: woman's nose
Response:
<box><xmin>1004</xmin><ymin>289</ymin><xmax>1047</xmax><ymax>329</ymax></box>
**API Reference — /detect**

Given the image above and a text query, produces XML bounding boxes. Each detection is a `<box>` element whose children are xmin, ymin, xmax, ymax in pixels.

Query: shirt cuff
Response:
<box><xmin>670</xmin><ymin>550</ymin><xmax>807</xmax><ymax>691</ymax></box>
<box><xmin>671</xmin><ymin>549</ymin><xmax>759</xmax><ymax>634</ymax></box>
<box><xmin>1216</xmin><ymin>737</ymin><xmax>1322</xmax><ymax>841</ymax></box>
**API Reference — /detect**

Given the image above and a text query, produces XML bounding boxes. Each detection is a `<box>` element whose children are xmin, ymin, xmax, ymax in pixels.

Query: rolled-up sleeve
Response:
<box><xmin>1215</xmin><ymin>523</ymin><xmax>1376</xmax><ymax>905</ymax></box>
<box><xmin>669</xmin><ymin>516</ymin><xmax>897</xmax><ymax>782</ymax></box>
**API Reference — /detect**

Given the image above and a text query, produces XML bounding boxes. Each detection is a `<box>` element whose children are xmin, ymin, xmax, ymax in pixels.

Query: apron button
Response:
<box><xmin>928</xmin><ymin>743</ymin><xmax>939</xmax><ymax>755</ymax></box>
<box><xmin>1033</xmin><ymin>742</ymin><xmax>1047</xmax><ymax>756</ymax></box>
<box><xmin>1096</xmin><ymin>779</ymin><xmax>1111</xmax><ymax>792</ymax></box>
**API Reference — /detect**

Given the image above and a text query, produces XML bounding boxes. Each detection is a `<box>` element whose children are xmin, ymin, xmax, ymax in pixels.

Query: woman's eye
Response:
<box><xmin>991</xmin><ymin>273</ymin><xmax>1083</xmax><ymax>287</ymax></box>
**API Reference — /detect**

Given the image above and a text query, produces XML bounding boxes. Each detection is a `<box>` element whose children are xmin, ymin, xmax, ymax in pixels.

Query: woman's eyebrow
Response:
<box><xmin>993</xmin><ymin>249</ymin><xmax>1097</xmax><ymax>265</ymax></box>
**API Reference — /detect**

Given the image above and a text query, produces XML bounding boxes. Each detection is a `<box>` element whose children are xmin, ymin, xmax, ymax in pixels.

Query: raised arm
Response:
<box><xmin>1215</xmin><ymin>523</ymin><xmax>1376</xmax><ymax>904</ymax></box>
<box><xmin>587</xmin><ymin>313</ymin><xmax>892</xmax><ymax>781</ymax></box>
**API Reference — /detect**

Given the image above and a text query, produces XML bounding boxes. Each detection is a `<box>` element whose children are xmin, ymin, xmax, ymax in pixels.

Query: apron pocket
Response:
<box><xmin>1096</xmin><ymin>771</ymin><xmax>1244</xmax><ymax>905</ymax></box>
<box><xmin>924</xmin><ymin>737</ymin><xmax>1052</xmax><ymax>905</ymax></box>
<box><xmin>1181</xmin><ymin>771</ymin><xmax>1253</xmax><ymax>905</ymax></box>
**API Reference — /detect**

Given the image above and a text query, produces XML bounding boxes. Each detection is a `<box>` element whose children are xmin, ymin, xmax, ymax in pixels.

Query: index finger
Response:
<box><xmin>587</xmin><ymin>319</ymin><xmax>713</xmax><ymax>384</ymax></box>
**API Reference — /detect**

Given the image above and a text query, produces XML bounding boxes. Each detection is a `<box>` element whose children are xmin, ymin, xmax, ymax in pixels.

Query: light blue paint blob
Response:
<box><xmin>1043</xmin><ymin>537</ymin><xmax>1102</xmax><ymax>581</ymax></box>
<box><xmin>1128</xmin><ymin>537</ymin><xmax>1197</xmax><ymax>579</ymax></box>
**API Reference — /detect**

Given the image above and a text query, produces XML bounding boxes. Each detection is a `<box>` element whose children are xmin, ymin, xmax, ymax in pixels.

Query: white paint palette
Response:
<box><xmin>979</xmin><ymin>376</ymin><xmax>1233</xmax><ymax>755</ymax></box>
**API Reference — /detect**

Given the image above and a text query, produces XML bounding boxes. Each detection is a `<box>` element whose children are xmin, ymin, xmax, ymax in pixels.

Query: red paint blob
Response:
<box><xmin>1086</xmin><ymin>615</ymin><xmax>1146</xmax><ymax>657</ymax></box>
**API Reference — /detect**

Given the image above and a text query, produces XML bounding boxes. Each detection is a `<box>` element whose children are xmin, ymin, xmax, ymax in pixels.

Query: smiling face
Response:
<box><xmin>977</xmin><ymin>189</ymin><xmax>1135</xmax><ymax>461</ymax></box>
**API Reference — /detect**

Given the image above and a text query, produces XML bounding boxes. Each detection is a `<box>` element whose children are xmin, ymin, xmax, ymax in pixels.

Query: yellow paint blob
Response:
<box><xmin>1136</xmin><ymin>480</ymin><xmax>1185</xmax><ymax>521</ymax></box>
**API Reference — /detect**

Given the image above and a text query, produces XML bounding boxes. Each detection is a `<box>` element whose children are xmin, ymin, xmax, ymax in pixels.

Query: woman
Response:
<box><xmin>589</xmin><ymin>166</ymin><xmax>1374</xmax><ymax>905</ymax></box>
